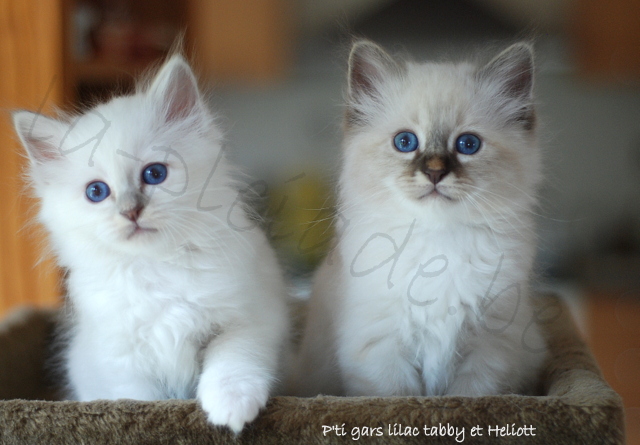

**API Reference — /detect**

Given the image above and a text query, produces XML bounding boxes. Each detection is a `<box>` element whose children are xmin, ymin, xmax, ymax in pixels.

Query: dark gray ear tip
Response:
<box><xmin>480</xmin><ymin>42</ymin><xmax>535</xmax><ymax>80</ymax></box>
<box><xmin>512</xmin><ymin>41</ymin><xmax>534</xmax><ymax>51</ymax></box>
<box><xmin>349</xmin><ymin>40</ymin><xmax>385</xmax><ymax>61</ymax></box>
<box><xmin>503</xmin><ymin>42</ymin><xmax>535</xmax><ymax>64</ymax></box>
<box><xmin>351</xmin><ymin>39</ymin><xmax>377</xmax><ymax>51</ymax></box>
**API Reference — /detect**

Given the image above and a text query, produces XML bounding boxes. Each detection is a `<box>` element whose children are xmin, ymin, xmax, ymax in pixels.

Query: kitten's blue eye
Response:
<box><xmin>393</xmin><ymin>131</ymin><xmax>419</xmax><ymax>153</ymax></box>
<box><xmin>142</xmin><ymin>163</ymin><xmax>168</xmax><ymax>185</ymax></box>
<box><xmin>456</xmin><ymin>133</ymin><xmax>482</xmax><ymax>155</ymax></box>
<box><xmin>86</xmin><ymin>181</ymin><xmax>110</xmax><ymax>203</ymax></box>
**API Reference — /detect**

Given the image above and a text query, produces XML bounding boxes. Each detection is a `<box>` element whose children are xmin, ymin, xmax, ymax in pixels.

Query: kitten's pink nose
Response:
<box><xmin>425</xmin><ymin>168</ymin><xmax>447</xmax><ymax>185</ymax></box>
<box><xmin>121</xmin><ymin>205</ymin><xmax>144</xmax><ymax>222</ymax></box>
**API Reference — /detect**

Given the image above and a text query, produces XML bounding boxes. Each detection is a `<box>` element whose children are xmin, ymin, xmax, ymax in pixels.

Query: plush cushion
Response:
<box><xmin>0</xmin><ymin>295</ymin><xmax>624</xmax><ymax>444</ymax></box>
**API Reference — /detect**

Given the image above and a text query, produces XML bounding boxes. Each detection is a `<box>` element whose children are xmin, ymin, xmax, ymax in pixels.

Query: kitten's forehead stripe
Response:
<box><xmin>427</xmin><ymin>127</ymin><xmax>450</xmax><ymax>154</ymax></box>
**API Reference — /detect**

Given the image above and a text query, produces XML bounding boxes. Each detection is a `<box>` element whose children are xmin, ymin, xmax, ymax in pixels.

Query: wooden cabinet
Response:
<box><xmin>0</xmin><ymin>0</ymin><xmax>66</xmax><ymax>315</ymax></box>
<box><xmin>65</xmin><ymin>0</ymin><xmax>292</xmax><ymax>103</ymax></box>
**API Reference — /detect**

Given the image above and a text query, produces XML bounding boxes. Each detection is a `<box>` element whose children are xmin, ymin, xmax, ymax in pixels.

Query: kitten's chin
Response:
<box><xmin>125</xmin><ymin>225</ymin><xmax>159</xmax><ymax>240</ymax></box>
<box><xmin>100</xmin><ymin>224</ymin><xmax>165</xmax><ymax>255</ymax></box>
<box><xmin>418</xmin><ymin>190</ymin><xmax>454</xmax><ymax>202</ymax></box>
<box><xmin>109</xmin><ymin>233</ymin><xmax>175</xmax><ymax>259</ymax></box>
<box><xmin>416</xmin><ymin>185</ymin><xmax>456</xmax><ymax>203</ymax></box>
<box><xmin>402</xmin><ymin>186</ymin><xmax>467</xmax><ymax>225</ymax></box>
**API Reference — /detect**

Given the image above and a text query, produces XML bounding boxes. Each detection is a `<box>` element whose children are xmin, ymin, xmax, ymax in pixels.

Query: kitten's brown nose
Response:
<box><xmin>425</xmin><ymin>168</ymin><xmax>447</xmax><ymax>184</ymax></box>
<box><xmin>120</xmin><ymin>204</ymin><xmax>144</xmax><ymax>222</ymax></box>
<box><xmin>422</xmin><ymin>157</ymin><xmax>449</xmax><ymax>184</ymax></box>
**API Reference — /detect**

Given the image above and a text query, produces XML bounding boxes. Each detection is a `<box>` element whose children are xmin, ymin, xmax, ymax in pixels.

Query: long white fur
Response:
<box><xmin>293</xmin><ymin>41</ymin><xmax>547</xmax><ymax>397</ymax></box>
<box><xmin>13</xmin><ymin>55</ymin><xmax>289</xmax><ymax>432</ymax></box>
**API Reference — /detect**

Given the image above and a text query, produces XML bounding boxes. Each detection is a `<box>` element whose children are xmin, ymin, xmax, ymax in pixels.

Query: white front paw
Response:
<box><xmin>198</xmin><ymin>374</ymin><xmax>269</xmax><ymax>433</ymax></box>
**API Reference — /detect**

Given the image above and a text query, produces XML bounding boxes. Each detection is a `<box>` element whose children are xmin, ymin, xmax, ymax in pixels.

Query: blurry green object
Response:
<box><xmin>267</xmin><ymin>173</ymin><xmax>335</xmax><ymax>274</ymax></box>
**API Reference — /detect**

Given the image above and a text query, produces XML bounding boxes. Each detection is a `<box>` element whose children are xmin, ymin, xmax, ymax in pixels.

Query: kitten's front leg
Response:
<box><xmin>446</xmin><ymin>310</ymin><xmax>546</xmax><ymax>396</ymax></box>
<box><xmin>444</xmin><ymin>340</ymin><xmax>508</xmax><ymax>396</ymax></box>
<box><xmin>67</xmin><ymin>339</ymin><xmax>161</xmax><ymax>401</ymax></box>
<box><xmin>338</xmin><ymin>330</ymin><xmax>422</xmax><ymax>396</ymax></box>
<box><xmin>197</xmin><ymin>317</ymin><xmax>285</xmax><ymax>433</ymax></box>
<box><xmin>74</xmin><ymin>374</ymin><xmax>160</xmax><ymax>401</ymax></box>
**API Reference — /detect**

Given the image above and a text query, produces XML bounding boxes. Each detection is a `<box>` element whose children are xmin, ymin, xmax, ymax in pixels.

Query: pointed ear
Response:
<box><xmin>148</xmin><ymin>55</ymin><xmax>203</xmax><ymax>123</ymax></box>
<box><xmin>478</xmin><ymin>42</ymin><xmax>534</xmax><ymax>101</ymax></box>
<box><xmin>477</xmin><ymin>43</ymin><xmax>535</xmax><ymax>129</ymax></box>
<box><xmin>346</xmin><ymin>40</ymin><xmax>402</xmax><ymax>127</ymax></box>
<box><xmin>348</xmin><ymin>40</ymin><xmax>401</xmax><ymax>102</ymax></box>
<box><xmin>12</xmin><ymin>111</ymin><xmax>69</xmax><ymax>164</ymax></box>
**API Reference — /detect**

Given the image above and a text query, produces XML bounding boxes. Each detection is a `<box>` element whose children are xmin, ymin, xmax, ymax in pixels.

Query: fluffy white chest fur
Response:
<box><xmin>66</xmin><ymin>253</ymin><xmax>239</xmax><ymax>400</ymax></box>
<box><xmin>333</xmin><ymin>215</ymin><xmax>539</xmax><ymax>396</ymax></box>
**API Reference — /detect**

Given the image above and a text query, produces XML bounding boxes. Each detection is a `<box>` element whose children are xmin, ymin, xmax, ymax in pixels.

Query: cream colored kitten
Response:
<box><xmin>293</xmin><ymin>41</ymin><xmax>547</xmax><ymax>397</ymax></box>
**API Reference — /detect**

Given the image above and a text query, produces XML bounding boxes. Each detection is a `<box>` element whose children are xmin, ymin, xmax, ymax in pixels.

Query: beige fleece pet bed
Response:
<box><xmin>0</xmin><ymin>295</ymin><xmax>624</xmax><ymax>444</ymax></box>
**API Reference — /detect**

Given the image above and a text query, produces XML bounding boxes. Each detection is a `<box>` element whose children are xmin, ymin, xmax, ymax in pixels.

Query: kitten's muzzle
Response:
<box><xmin>424</xmin><ymin>168</ymin><xmax>448</xmax><ymax>185</ymax></box>
<box><xmin>118</xmin><ymin>191</ymin><xmax>149</xmax><ymax>223</ymax></box>
<box><xmin>421</xmin><ymin>157</ymin><xmax>450</xmax><ymax>185</ymax></box>
<box><xmin>120</xmin><ymin>204</ymin><xmax>144</xmax><ymax>222</ymax></box>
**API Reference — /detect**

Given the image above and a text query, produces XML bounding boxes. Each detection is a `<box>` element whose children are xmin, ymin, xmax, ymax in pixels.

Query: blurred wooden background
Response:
<box><xmin>0</xmin><ymin>0</ymin><xmax>66</xmax><ymax>316</ymax></box>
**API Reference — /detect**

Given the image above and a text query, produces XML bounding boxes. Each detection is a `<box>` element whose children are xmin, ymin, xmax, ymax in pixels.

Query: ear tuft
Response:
<box><xmin>148</xmin><ymin>55</ymin><xmax>202</xmax><ymax>123</ymax></box>
<box><xmin>12</xmin><ymin>111</ymin><xmax>67</xmax><ymax>164</ymax></box>
<box><xmin>477</xmin><ymin>43</ymin><xmax>536</xmax><ymax>130</ymax></box>
<box><xmin>346</xmin><ymin>40</ymin><xmax>402</xmax><ymax>127</ymax></box>
<box><xmin>348</xmin><ymin>40</ymin><xmax>400</xmax><ymax>102</ymax></box>
<box><xmin>479</xmin><ymin>42</ymin><xmax>534</xmax><ymax>101</ymax></box>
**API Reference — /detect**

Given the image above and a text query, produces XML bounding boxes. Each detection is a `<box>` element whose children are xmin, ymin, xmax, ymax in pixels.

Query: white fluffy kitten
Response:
<box><xmin>294</xmin><ymin>41</ymin><xmax>547</xmax><ymax>397</ymax></box>
<box><xmin>13</xmin><ymin>55</ymin><xmax>289</xmax><ymax>432</ymax></box>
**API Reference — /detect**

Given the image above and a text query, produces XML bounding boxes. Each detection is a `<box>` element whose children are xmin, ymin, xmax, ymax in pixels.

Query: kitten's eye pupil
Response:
<box><xmin>142</xmin><ymin>163</ymin><xmax>168</xmax><ymax>185</ymax></box>
<box><xmin>86</xmin><ymin>181</ymin><xmax>110</xmax><ymax>203</ymax></box>
<box><xmin>393</xmin><ymin>131</ymin><xmax>419</xmax><ymax>153</ymax></box>
<box><xmin>455</xmin><ymin>133</ymin><xmax>482</xmax><ymax>155</ymax></box>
